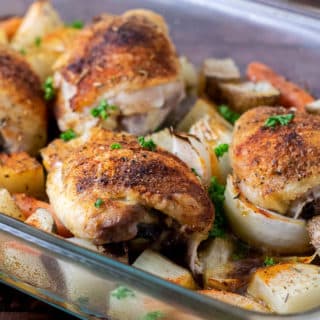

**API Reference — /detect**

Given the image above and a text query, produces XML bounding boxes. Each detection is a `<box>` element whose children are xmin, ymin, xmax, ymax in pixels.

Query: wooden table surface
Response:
<box><xmin>1</xmin><ymin>0</ymin><xmax>319</xmax><ymax>319</ymax></box>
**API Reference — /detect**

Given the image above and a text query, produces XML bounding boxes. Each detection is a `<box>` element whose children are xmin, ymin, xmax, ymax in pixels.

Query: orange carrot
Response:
<box><xmin>13</xmin><ymin>193</ymin><xmax>73</xmax><ymax>238</ymax></box>
<box><xmin>0</xmin><ymin>17</ymin><xmax>22</xmax><ymax>40</ymax></box>
<box><xmin>247</xmin><ymin>62</ymin><xmax>314</xmax><ymax>112</ymax></box>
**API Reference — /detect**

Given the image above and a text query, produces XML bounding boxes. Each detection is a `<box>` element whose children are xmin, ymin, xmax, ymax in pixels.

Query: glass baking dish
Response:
<box><xmin>1</xmin><ymin>0</ymin><xmax>320</xmax><ymax>319</ymax></box>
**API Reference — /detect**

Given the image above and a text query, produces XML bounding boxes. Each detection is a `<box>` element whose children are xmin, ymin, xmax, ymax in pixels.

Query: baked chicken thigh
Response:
<box><xmin>0</xmin><ymin>47</ymin><xmax>47</xmax><ymax>155</ymax></box>
<box><xmin>231</xmin><ymin>106</ymin><xmax>320</xmax><ymax>217</ymax></box>
<box><xmin>41</xmin><ymin>127</ymin><xmax>214</xmax><ymax>245</ymax></box>
<box><xmin>54</xmin><ymin>10</ymin><xmax>185</xmax><ymax>135</ymax></box>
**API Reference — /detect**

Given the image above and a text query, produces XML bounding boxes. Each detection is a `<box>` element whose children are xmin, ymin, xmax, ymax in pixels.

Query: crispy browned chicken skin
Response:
<box><xmin>231</xmin><ymin>106</ymin><xmax>320</xmax><ymax>216</ymax></box>
<box><xmin>41</xmin><ymin>128</ymin><xmax>214</xmax><ymax>244</ymax></box>
<box><xmin>54</xmin><ymin>10</ymin><xmax>184</xmax><ymax>135</ymax></box>
<box><xmin>0</xmin><ymin>47</ymin><xmax>47</xmax><ymax>155</ymax></box>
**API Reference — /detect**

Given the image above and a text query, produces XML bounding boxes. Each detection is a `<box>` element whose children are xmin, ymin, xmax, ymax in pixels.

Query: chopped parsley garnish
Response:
<box><xmin>90</xmin><ymin>100</ymin><xmax>118</xmax><ymax>120</ymax></box>
<box><xmin>34</xmin><ymin>36</ymin><xmax>42</xmax><ymax>47</ymax></box>
<box><xmin>111</xmin><ymin>286</ymin><xmax>135</xmax><ymax>300</ymax></box>
<box><xmin>208</xmin><ymin>177</ymin><xmax>227</xmax><ymax>238</ymax></box>
<box><xmin>138</xmin><ymin>136</ymin><xmax>157</xmax><ymax>151</ymax></box>
<box><xmin>69</xmin><ymin>20</ymin><xmax>84</xmax><ymax>29</ymax></box>
<box><xmin>232</xmin><ymin>241</ymin><xmax>249</xmax><ymax>261</ymax></box>
<box><xmin>94</xmin><ymin>198</ymin><xmax>104</xmax><ymax>208</ymax></box>
<box><xmin>60</xmin><ymin>129</ymin><xmax>77</xmax><ymax>141</ymax></box>
<box><xmin>264</xmin><ymin>113</ymin><xmax>294</xmax><ymax>128</ymax></box>
<box><xmin>110</xmin><ymin>143</ymin><xmax>122</xmax><ymax>150</ymax></box>
<box><xmin>141</xmin><ymin>311</ymin><xmax>165</xmax><ymax>320</ymax></box>
<box><xmin>264</xmin><ymin>256</ymin><xmax>275</xmax><ymax>266</ymax></box>
<box><xmin>19</xmin><ymin>48</ymin><xmax>27</xmax><ymax>55</ymax></box>
<box><xmin>191</xmin><ymin>168</ymin><xmax>199</xmax><ymax>177</ymax></box>
<box><xmin>218</xmin><ymin>105</ymin><xmax>240</xmax><ymax>125</ymax></box>
<box><xmin>43</xmin><ymin>76</ymin><xmax>55</xmax><ymax>101</ymax></box>
<box><xmin>214</xmin><ymin>143</ymin><xmax>229</xmax><ymax>158</ymax></box>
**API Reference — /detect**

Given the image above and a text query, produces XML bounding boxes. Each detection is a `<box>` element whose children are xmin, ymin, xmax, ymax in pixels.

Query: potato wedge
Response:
<box><xmin>248</xmin><ymin>263</ymin><xmax>320</xmax><ymax>314</ymax></box>
<box><xmin>133</xmin><ymin>250</ymin><xmax>197</xmax><ymax>289</ymax></box>
<box><xmin>218</xmin><ymin>81</ymin><xmax>280</xmax><ymax>113</ymax></box>
<box><xmin>25</xmin><ymin>208</ymin><xmax>55</xmax><ymax>233</ymax></box>
<box><xmin>199</xmin><ymin>237</ymin><xmax>260</xmax><ymax>291</ymax></box>
<box><xmin>24</xmin><ymin>27</ymin><xmax>80</xmax><ymax>81</ymax></box>
<box><xmin>200</xmin><ymin>58</ymin><xmax>240</xmax><ymax>100</ymax></box>
<box><xmin>11</xmin><ymin>0</ymin><xmax>63</xmax><ymax>50</ymax></box>
<box><xmin>199</xmin><ymin>289</ymin><xmax>269</xmax><ymax>313</ymax></box>
<box><xmin>224</xmin><ymin>175</ymin><xmax>311</xmax><ymax>254</ymax></box>
<box><xmin>0</xmin><ymin>152</ymin><xmax>45</xmax><ymax>198</ymax></box>
<box><xmin>58</xmin><ymin>259</ymin><xmax>114</xmax><ymax>313</ymax></box>
<box><xmin>0</xmin><ymin>188</ymin><xmax>24</xmax><ymax>220</ymax></box>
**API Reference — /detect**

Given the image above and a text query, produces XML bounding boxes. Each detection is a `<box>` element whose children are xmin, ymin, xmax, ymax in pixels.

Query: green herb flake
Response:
<box><xmin>60</xmin><ymin>129</ymin><xmax>77</xmax><ymax>141</ymax></box>
<box><xmin>69</xmin><ymin>20</ymin><xmax>84</xmax><ymax>29</ymax></box>
<box><xmin>138</xmin><ymin>136</ymin><xmax>157</xmax><ymax>151</ymax></box>
<box><xmin>264</xmin><ymin>113</ymin><xmax>294</xmax><ymax>128</ymax></box>
<box><xmin>43</xmin><ymin>76</ymin><xmax>55</xmax><ymax>101</ymax></box>
<box><xmin>141</xmin><ymin>311</ymin><xmax>165</xmax><ymax>320</ymax></box>
<box><xmin>208</xmin><ymin>177</ymin><xmax>227</xmax><ymax>238</ymax></box>
<box><xmin>111</xmin><ymin>286</ymin><xmax>135</xmax><ymax>300</ymax></box>
<box><xmin>19</xmin><ymin>48</ymin><xmax>27</xmax><ymax>56</ymax></box>
<box><xmin>232</xmin><ymin>241</ymin><xmax>249</xmax><ymax>261</ymax></box>
<box><xmin>264</xmin><ymin>256</ymin><xmax>275</xmax><ymax>267</ymax></box>
<box><xmin>110</xmin><ymin>143</ymin><xmax>122</xmax><ymax>150</ymax></box>
<box><xmin>191</xmin><ymin>168</ymin><xmax>200</xmax><ymax>177</ymax></box>
<box><xmin>94</xmin><ymin>198</ymin><xmax>104</xmax><ymax>208</ymax></box>
<box><xmin>214</xmin><ymin>143</ymin><xmax>229</xmax><ymax>158</ymax></box>
<box><xmin>218</xmin><ymin>105</ymin><xmax>240</xmax><ymax>125</ymax></box>
<box><xmin>34</xmin><ymin>36</ymin><xmax>42</xmax><ymax>47</ymax></box>
<box><xmin>90</xmin><ymin>100</ymin><xmax>118</xmax><ymax>120</ymax></box>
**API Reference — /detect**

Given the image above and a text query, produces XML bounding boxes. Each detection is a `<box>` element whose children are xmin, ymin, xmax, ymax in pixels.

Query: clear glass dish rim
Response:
<box><xmin>1</xmin><ymin>214</ymin><xmax>320</xmax><ymax>320</ymax></box>
<box><xmin>1</xmin><ymin>0</ymin><xmax>320</xmax><ymax>319</ymax></box>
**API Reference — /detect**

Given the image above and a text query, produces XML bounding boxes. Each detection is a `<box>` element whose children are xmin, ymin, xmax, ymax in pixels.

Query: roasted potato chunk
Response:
<box><xmin>0</xmin><ymin>188</ymin><xmax>24</xmax><ymax>220</ymax></box>
<box><xmin>248</xmin><ymin>263</ymin><xmax>320</xmax><ymax>314</ymax></box>
<box><xmin>200</xmin><ymin>58</ymin><xmax>240</xmax><ymax>100</ymax></box>
<box><xmin>24</xmin><ymin>27</ymin><xmax>80</xmax><ymax>82</ymax></box>
<box><xmin>11</xmin><ymin>0</ymin><xmax>63</xmax><ymax>50</ymax></box>
<box><xmin>218</xmin><ymin>81</ymin><xmax>280</xmax><ymax>113</ymax></box>
<box><xmin>0</xmin><ymin>153</ymin><xmax>45</xmax><ymax>198</ymax></box>
<box><xmin>133</xmin><ymin>249</ymin><xmax>197</xmax><ymax>289</ymax></box>
<box><xmin>25</xmin><ymin>208</ymin><xmax>55</xmax><ymax>233</ymax></box>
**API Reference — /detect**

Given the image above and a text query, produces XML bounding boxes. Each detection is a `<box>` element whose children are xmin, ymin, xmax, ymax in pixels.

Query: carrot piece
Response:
<box><xmin>13</xmin><ymin>193</ymin><xmax>73</xmax><ymax>238</ymax></box>
<box><xmin>0</xmin><ymin>17</ymin><xmax>22</xmax><ymax>40</ymax></box>
<box><xmin>247</xmin><ymin>62</ymin><xmax>314</xmax><ymax>112</ymax></box>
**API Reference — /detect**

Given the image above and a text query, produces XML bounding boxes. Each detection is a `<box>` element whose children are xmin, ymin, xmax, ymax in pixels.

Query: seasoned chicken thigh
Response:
<box><xmin>54</xmin><ymin>10</ymin><xmax>184</xmax><ymax>136</ymax></box>
<box><xmin>41</xmin><ymin>127</ymin><xmax>214</xmax><ymax>244</ymax></box>
<box><xmin>0</xmin><ymin>47</ymin><xmax>47</xmax><ymax>155</ymax></box>
<box><xmin>231</xmin><ymin>106</ymin><xmax>320</xmax><ymax>216</ymax></box>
